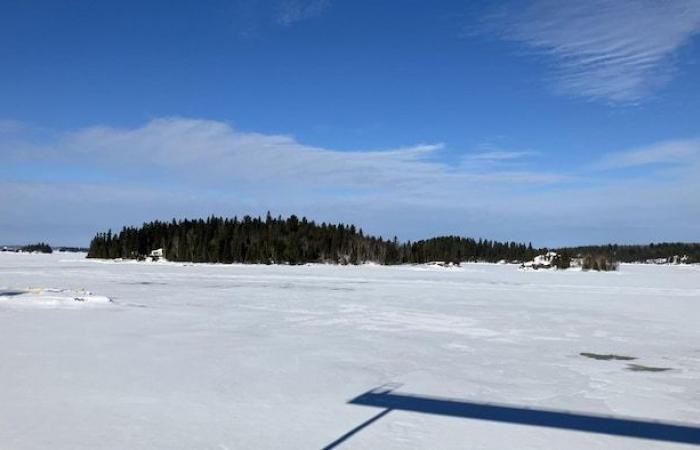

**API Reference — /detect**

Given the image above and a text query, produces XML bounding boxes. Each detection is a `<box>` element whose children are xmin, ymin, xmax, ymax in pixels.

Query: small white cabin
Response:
<box><xmin>149</xmin><ymin>248</ymin><xmax>164</xmax><ymax>261</ymax></box>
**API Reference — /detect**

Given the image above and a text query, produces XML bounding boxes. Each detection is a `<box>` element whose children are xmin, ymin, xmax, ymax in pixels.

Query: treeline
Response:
<box><xmin>559</xmin><ymin>243</ymin><xmax>700</xmax><ymax>264</ymax></box>
<box><xmin>581</xmin><ymin>254</ymin><xmax>618</xmax><ymax>271</ymax></box>
<box><xmin>56</xmin><ymin>246</ymin><xmax>89</xmax><ymax>253</ymax></box>
<box><xmin>20</xmin><ymin>242</ymin><xmax>53</xmax><ymax>254</ymax></box>
<box><xmin>409</xmin><ymin>236</ymin><xmax>536</xmax><ymax>264</ymax></box>
<box><xmin>86</xmin><ymin>215</ymin><xmax>700</xmax><ymax>265</ymax></box>
<box><xmin>87</xmin><ymin>214</ymin><xmax>539</xmax><ymax>265</ymax></box>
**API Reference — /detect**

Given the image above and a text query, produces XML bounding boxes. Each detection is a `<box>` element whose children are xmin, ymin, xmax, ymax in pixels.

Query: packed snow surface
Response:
<box><xmin>0</xmin><ymin>252</ymin><xmax>698</xmax><ymax>449</ymax></box>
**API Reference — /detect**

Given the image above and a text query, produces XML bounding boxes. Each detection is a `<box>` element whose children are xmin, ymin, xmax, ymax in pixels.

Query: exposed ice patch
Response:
<box><xmin>0</xmin><ymin>287</ymin><xmax>112</xmax><ymax>308</ymax></box>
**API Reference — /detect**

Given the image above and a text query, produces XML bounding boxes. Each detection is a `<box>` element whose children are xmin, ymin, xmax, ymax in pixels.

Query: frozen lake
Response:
<box><xmin>1</xmin><ymin>252</ymin><xmax>698</xmax><ymax>449</ymax></box>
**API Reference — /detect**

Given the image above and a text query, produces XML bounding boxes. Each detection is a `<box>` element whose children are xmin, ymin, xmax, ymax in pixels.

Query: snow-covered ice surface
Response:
<box><xmin>0</xmin><ymin>252</ymin><xmax>698</xmax><ymax>449</ymax></box>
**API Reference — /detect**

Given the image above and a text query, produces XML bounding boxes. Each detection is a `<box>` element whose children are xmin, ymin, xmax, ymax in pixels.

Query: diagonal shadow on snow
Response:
<box><xmin>323</xmin><ymin>386</ymin><xmax>700</xmax><ymax>448</ymax></box>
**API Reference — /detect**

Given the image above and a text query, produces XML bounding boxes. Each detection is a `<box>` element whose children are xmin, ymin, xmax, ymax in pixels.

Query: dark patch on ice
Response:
<box><xmin>109</xmin><ymin>299</ymin><xmax>146</xmax><ymax>308</ymax></box>
<box><xmin>121</xmin><ymin>303</ymin><xmax>147</xmax><ymax>308</ymax></box>
<box><xmin>122</xmin><ymin>281</ymin><xmax>167</xmax><ymax>286</ymax></box>
<box><xmin>626</xmin><ymin>363</ymin><xmax>672</xmax><ymax>372</ymax></box>
<box><xmin>0</xmin><ymin>290</ymin><xmax>26</xmax><ymax>297</ymax></box>
<box><xmin>580</xmin><ymin>352</ymin><xmax>637</xmax><ymax>361</ymax></box>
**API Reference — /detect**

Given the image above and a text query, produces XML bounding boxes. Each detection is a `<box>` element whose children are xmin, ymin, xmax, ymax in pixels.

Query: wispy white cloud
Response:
<box><xmin>596</xmin><ymin>138</ymin><xmax>700</xmax><ymax>169</ymax></box>
<box><xmin>5</xmin><ymin>117</ymin><xmax>561</xmax><ymax>194</ymax></box>
<box><xmin>463</xmin><ymin>150</ymin><xmax>539</xmax><ymax>162</ymax></box>
<box><xmin>276</xmin><ymin>0</ymin><xmax>329</xmax><ymax>26</ymax></box>
<box><xmin>480</xmin><ymin>0</ymin><xmax>700</xmax><ymax>102</ymax></box>
<box><xmin>231</xmin><ymin>0</ymin><xmax>331</xmax><ymax>38</ymax></box>
<box><xmin>4</xmin><ymin>117</ymin><xmax>700</xmax><ymax>246</ymax></box>
<box><xmin>0</xmin><ymin>117</ymin><xmax>571</xmax><ymax>244</ymax></box>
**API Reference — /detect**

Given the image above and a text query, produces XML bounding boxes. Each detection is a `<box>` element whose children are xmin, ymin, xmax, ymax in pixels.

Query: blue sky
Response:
<box><xmin>2</xmin><ymin>0</ymin><xmax>700</xmax><ymax>246</ymax></box>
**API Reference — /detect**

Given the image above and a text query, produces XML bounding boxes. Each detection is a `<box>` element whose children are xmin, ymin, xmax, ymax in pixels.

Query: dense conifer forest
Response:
<box><xmin>86</xmin><ymin>214</ymin><xmax>699</xmax><ymax>265</ymax></box>
<box><xmin>20</xmin><ymin>243</ymin><xmax>53</xmax><ymax>254</ymax></box>
<box><xmin>87</xmin><ymin>214</ymin><xmax>538</xmax><ymax>264</ymax></box>
<box><xmin>560</xmin><ymin>243</ymin><xmax>700</xmax><ymax>263</ymax></box>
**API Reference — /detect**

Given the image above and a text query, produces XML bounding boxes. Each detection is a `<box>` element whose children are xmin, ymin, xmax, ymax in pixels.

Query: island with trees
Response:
<box><xmin>86</xmin><ymin>214</ymin><xmax>699</xmax><ymax>271</ymax></box>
